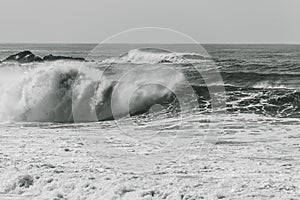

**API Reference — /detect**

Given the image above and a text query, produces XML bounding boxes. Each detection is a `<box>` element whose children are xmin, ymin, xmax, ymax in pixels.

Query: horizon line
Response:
<box><xmin>0</xmin><ymin>42</ymin><xmax>300</xmax><ymax>45</ymax></box>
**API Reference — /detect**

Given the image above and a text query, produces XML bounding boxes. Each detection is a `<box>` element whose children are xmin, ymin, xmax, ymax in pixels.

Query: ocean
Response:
<box><xmin>0</xmin><ymin>44</ymin><xmax>299</xmax><ymax>199</ymax></box>
<box><xmin>1</xmin><ymin>44</ymin><xmax>300</xmax><ymax>121</ymax></box>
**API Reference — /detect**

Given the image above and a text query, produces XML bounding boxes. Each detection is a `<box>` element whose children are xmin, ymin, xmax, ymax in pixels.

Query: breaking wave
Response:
<box><xmin>102</xmin><ymin>48</ymin><xmax>207</xmax><ymax>64</ymax></box>
<box><xmin>0</xmin><ymin>61</ymin><xmax>183</xmax><ymax>122</ymax></box>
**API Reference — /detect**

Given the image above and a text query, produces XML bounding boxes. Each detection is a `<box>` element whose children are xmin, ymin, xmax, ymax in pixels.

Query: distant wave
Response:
<box><xmin>102</xmin><ymin>48</ymin><xmax>207</xmax><ymax>64</ymax></box>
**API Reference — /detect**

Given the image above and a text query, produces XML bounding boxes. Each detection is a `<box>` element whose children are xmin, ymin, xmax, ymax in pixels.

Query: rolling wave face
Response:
<box><xmin>107</xmin><ymin>65</ymin><xmax>184</xmax><ymax>118</ymax></box>
<box><xmin>102</xmin><ymin>48</ymin><xmax>207</xmax><ymax>64</ymax></box>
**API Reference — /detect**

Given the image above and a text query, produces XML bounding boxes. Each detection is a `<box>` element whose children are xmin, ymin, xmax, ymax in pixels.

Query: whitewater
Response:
<box><xmin>0</xmin><ymin>61</ymin><xmax>188</xmax><ymax>122</ymax></box>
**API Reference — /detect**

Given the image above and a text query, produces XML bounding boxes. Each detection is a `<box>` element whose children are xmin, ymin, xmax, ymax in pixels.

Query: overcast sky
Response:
<box><xmin>0</xmin><ymin>0</ymin><xmax>299</xmax><ymax>43</ymax></box>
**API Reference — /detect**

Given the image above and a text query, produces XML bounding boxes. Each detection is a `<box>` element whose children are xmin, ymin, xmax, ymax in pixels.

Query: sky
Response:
<box><xmin>0</xmin><ymin>0</ymin><xmax>299</xmax><ymax>43</ymax></box>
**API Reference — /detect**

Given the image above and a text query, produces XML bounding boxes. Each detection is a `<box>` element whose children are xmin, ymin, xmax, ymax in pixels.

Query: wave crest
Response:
<box><xmin>102</xmin><ymin>48</ymin><xmax>207</xmax><ymax>64</ymax></box>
